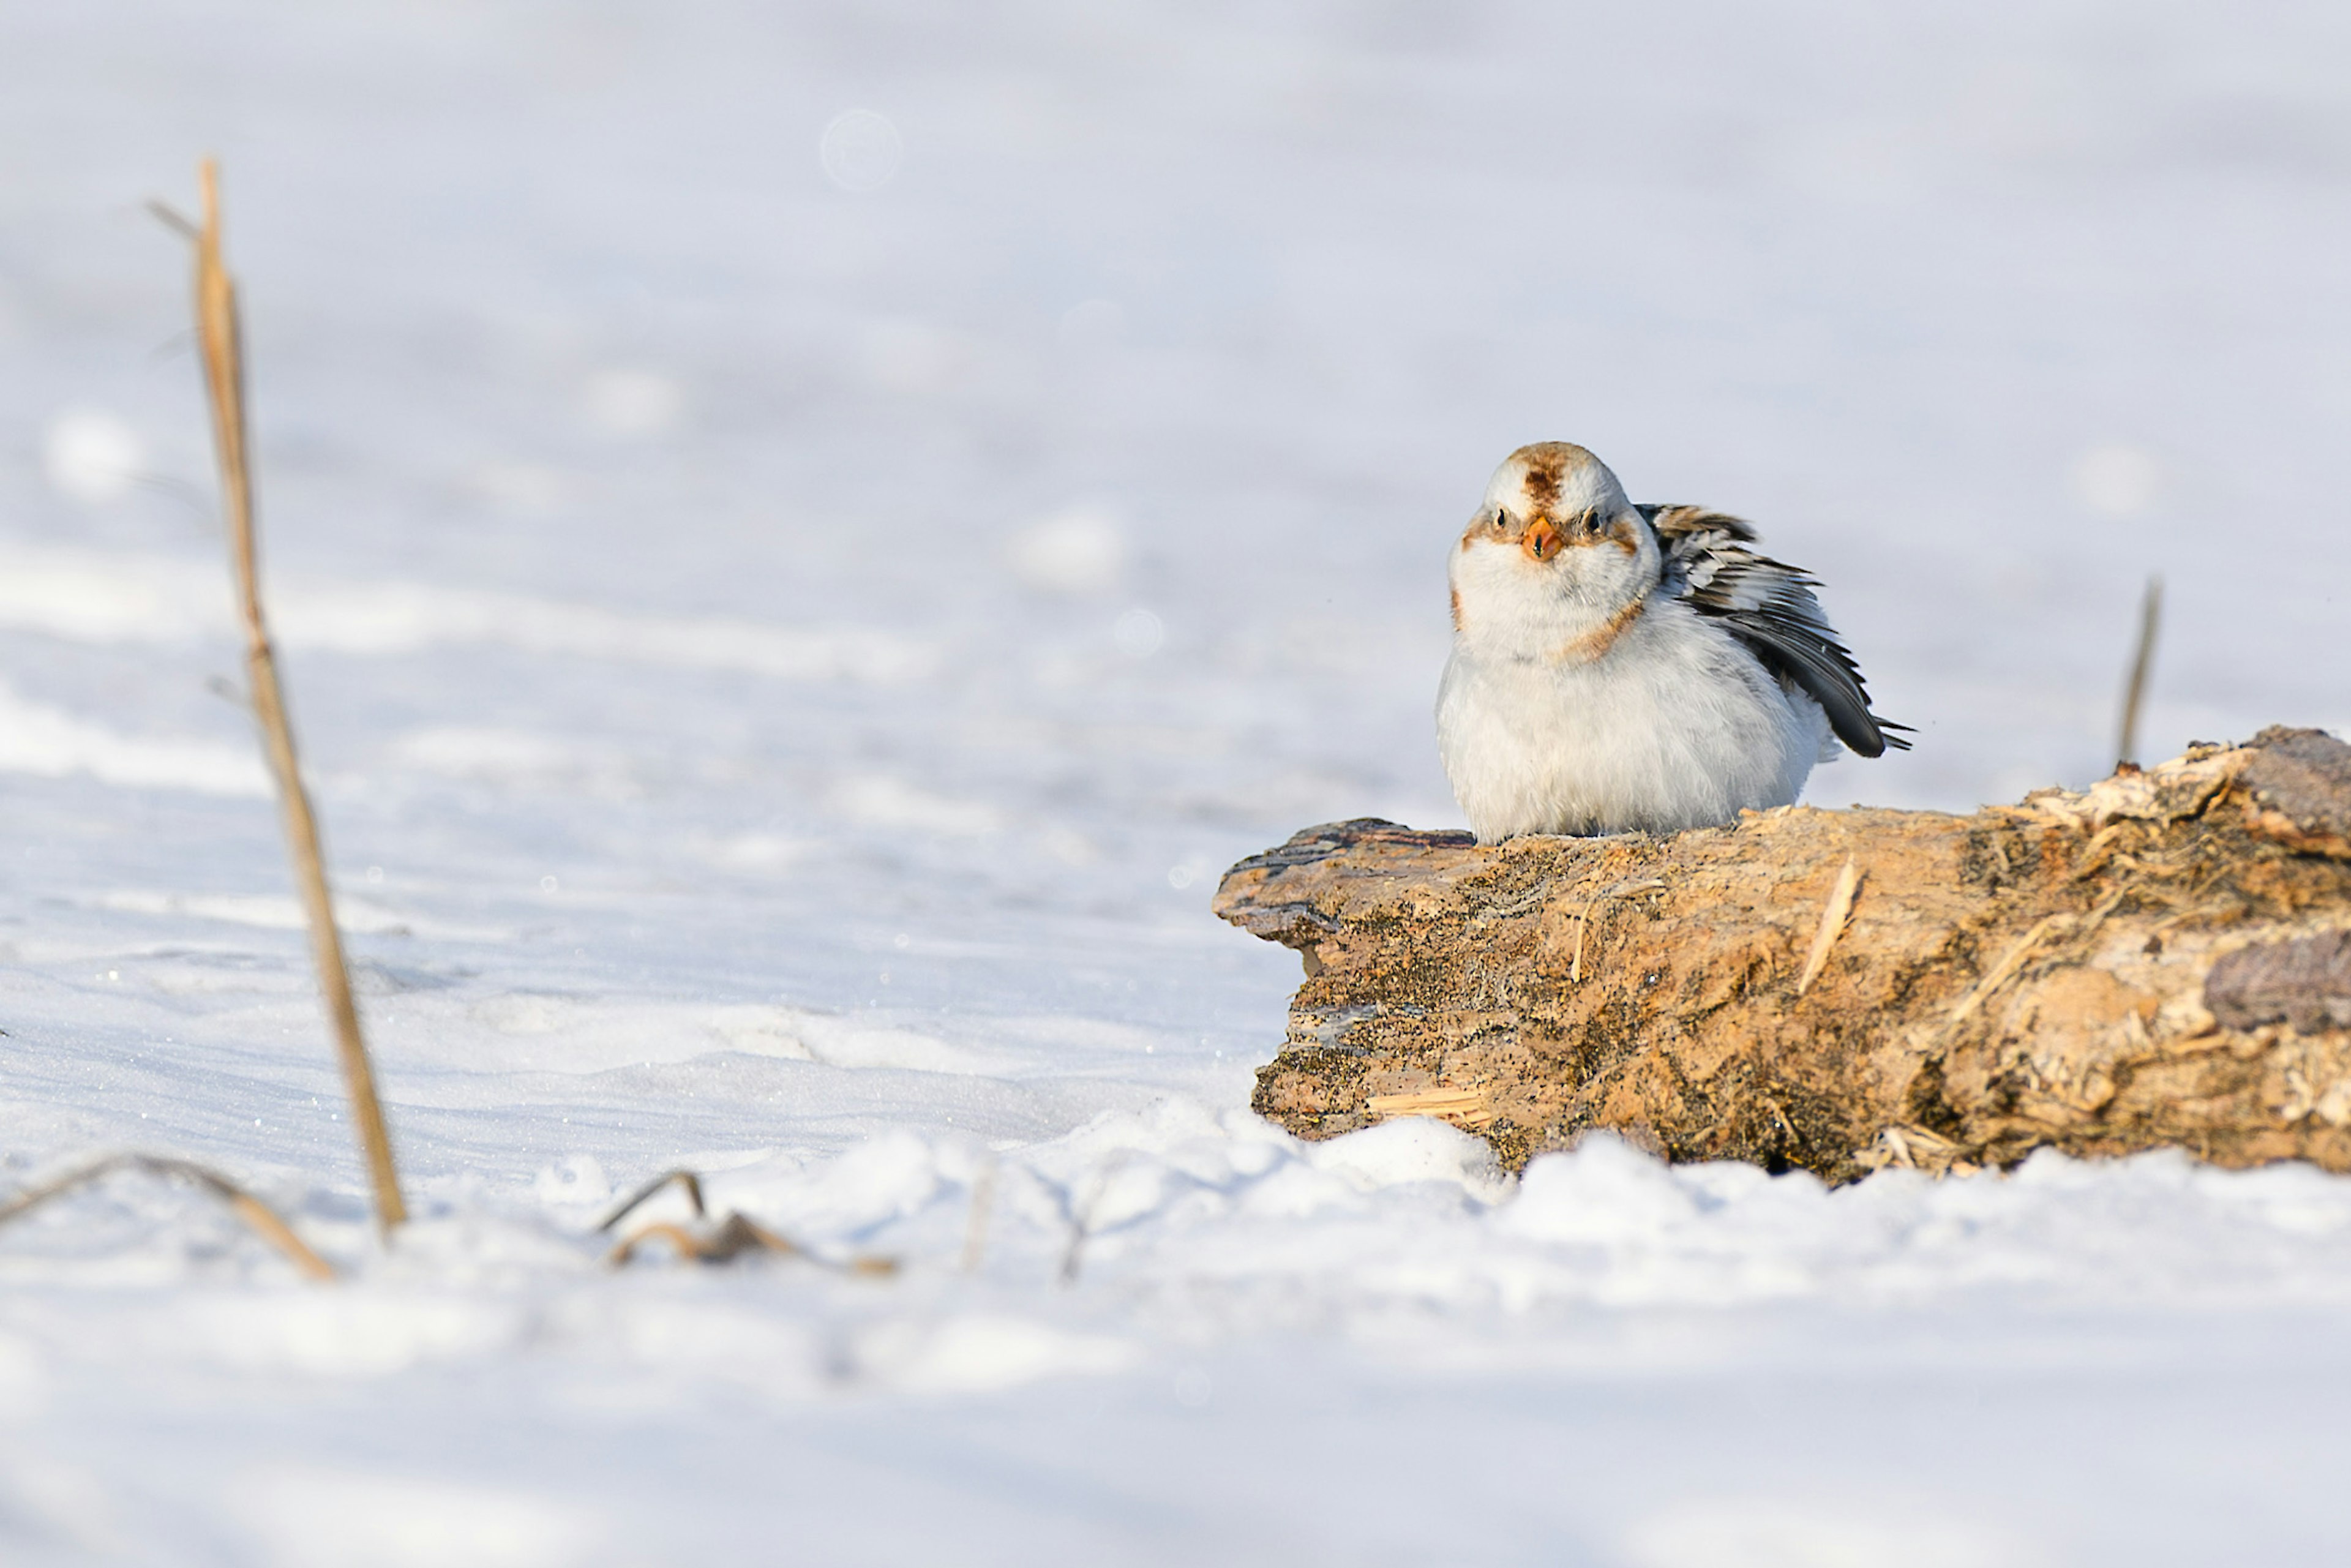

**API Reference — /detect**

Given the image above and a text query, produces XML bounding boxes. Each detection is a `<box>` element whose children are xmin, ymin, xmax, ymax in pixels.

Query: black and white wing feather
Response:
<box><xmin>1639</xmin><ymin>504</ymin><xmax>1910</xmax><ymax>758</ymax></box>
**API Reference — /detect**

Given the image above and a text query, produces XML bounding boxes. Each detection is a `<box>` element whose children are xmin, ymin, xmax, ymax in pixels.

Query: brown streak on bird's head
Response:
<box><xmin>1449</xmin><ymin>585</ymin><xmax>1463</xmax><ymax>631</ymax></box>
<box><xmin>1606</xmin><ymin>514</ymin><xmax>1643</xmax><ymax>556</ymax></box>
<box><xmin>1502</xmin><ymin>440</ymin><xmax>1608</xmax><ymax>509</ymax></box>
<box><xmin>1517</xmin><ymin>447</ymin><xmax>1565</xmax><ymax>511</ymax></box>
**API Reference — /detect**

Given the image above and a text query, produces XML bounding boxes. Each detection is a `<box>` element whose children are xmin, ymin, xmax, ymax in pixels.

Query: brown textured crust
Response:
<box><xmin>1213</xmin><ymin>732</ymin><xmax>2351</xmax><ymax>1182</ymax></box>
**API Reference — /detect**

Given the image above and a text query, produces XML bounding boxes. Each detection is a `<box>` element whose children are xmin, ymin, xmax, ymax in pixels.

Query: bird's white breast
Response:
<box><xmin>1436</xmin><ymin>597</ymin><xmax>1829</xmax><ymax>841</ymax></box>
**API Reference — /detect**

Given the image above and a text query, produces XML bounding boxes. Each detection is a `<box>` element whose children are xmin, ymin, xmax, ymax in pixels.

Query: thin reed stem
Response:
<box><xmin>187</xmin><ymin>160</ymin><xmax>407</xmax><ymax>1237</ymax></box>
<box><xmin>2117</xmin><ymin>574</ymin><xmax>2163</xmax><ymax>768</ymax></box>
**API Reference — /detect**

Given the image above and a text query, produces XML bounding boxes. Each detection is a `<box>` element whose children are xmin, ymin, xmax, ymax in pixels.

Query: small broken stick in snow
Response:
<box><xmin>596</xmin><ymin>1169</ymin><xmax>896</xmax><ymax>1274</ymax></box>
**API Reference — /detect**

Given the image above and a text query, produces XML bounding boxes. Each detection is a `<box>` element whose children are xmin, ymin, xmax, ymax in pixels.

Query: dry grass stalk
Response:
<box><xmin>1945</xmin><ymin>912</ymin><xmax>2069</xmax><ymax>1023</ymax></box>
<box><xmin>179</xmin><ymin>160</ymin><xmax>406</xmax><ymax>1237</ymax></box>
<box><xmin>1057</xmin><ymin>1153</ymin><xmax>1133</xmax><ymax>1286</ymax></box>
<box><xmin>1795</xmin><ymin>856</ymin><xmax>1862</xmax><ymax>997</ymax></box>
<box><xmin>2117</xmin><ymin>574</ymin><xmax>2163</xmax><ymax>767</ymax></box>
<box><xmin>959</xmin><ymin>1154</ymin><xmax>997</xmax><ymax>1273</ymax></box>
<box><xmin>0</xmin><ymin>1155</ymin><xmax>335</xmax><ymax>1281</ymax></box>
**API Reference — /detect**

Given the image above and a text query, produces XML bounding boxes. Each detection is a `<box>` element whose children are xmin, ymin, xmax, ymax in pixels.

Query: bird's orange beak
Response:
<box><xmin>1522</xmin><ymin>517</ymin><xmax>1564</xmax><ymax>562</ymax></box>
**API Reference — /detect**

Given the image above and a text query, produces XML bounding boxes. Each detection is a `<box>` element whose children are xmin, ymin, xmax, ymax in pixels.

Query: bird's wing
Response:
<box><xmin>1640</xmin><ymin>504</ymin><xmax>1911</xmax><ymax>758</ymax></box>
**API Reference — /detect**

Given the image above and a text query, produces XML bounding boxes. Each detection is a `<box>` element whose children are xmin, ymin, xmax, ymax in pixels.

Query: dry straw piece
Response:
<box><xmin>1365</xmin><ymin>1086</ymin><xmax>1496</xmax><ymax>1129</ymax></box>
<box><xmin>0</xmin><ymin>1155</ymin><xmax>335</xmax><ymax>1281</ymax></box>
<box><xmin>1794</xmin><ymin>856</ymin><xmax>1862</xmax><ymax>997</ymax></box>
<box><xmin>174</xmin><ymin>159</ymin><xmax>407</xmax><ymax>1236</ymax></box>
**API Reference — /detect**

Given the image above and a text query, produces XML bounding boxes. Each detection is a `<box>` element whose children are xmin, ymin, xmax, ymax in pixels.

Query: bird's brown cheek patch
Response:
<box><xmin>1449</xmin><ymin>587</ymin><xmax>1464</xmax><ymax>632</ymax></box>
<box><xmin>1607</xmin><ymin>516</ymin><xmax>1642</xmax><ymax>556</ymax></box>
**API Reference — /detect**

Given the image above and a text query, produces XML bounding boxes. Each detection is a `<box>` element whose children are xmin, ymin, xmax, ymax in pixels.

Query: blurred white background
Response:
<box><xmin>7</xmin><ymin>0</ymin><xmax>2346</xmax><ymax>835</ymax></box>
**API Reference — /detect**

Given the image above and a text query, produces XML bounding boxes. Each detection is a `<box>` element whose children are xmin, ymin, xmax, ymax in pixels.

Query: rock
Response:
<box><xmin>1214</xmin><ymin>732</ymin><xmax>2351</xmax><ymax>1182</ymax></box>
<box><xmin>2240</xmin><ymin>726</ymin><xmax>2351</xmax><ymax>859</ymax></box>
<box><xmin>2208</xmin><ymin>931</ymin><xmax>2351</xmax><ymax>1035</ymax></box>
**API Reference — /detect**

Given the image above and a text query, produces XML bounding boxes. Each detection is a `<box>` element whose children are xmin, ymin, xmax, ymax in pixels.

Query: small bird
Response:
<box><xmin>1438</xmin><ymin>441</ymin><xmax>1906</xmax><ymax>842</ymax></box>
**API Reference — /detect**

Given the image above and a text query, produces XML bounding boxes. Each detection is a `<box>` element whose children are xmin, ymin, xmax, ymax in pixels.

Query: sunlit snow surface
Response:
<box><xmin>4</xmin><ymin>2</ymin><xmax>2351</xmax><ymax>1562</ymax></box>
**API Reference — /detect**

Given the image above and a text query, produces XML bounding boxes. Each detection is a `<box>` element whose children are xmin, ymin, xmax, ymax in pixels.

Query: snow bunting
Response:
<box><xmin>1438</xmin><ymin>441</ymin><xmax>1907</xmax><ymax>841</ymax></box>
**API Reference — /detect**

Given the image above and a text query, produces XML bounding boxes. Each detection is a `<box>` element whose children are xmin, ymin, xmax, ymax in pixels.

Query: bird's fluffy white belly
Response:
<box><xmin>1437</xmin><ymin>606</ymin><xmax>1827</xmax><ymax>840</ymax></box>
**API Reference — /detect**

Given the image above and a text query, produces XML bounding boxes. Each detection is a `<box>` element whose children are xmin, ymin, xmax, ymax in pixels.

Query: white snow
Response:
<box><xmin>39</xmin><ymin>410</ymin><xmax>146</xmax><ymax>509</ymax></box>
<box><xmin>7</xmin><ymin>1</ymin><xmax>2351</xmax><ymax>1562</ymax></box>
<box><xmin>0</xmin><ymin>680</ymin><xmax>269</xmax><ymax>796</ymax></box>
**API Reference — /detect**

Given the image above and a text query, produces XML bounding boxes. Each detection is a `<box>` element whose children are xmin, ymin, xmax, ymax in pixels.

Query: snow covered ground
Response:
<box><xmin>4</xmin><ymin>1</ymin><xmax>2350</xmax><ymax>1561</ymax></box>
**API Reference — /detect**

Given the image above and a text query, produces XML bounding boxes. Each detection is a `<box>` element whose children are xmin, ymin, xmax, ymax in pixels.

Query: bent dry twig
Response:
<box><xmin>168</xmin><ymin>160</ymin><xmax>407</xmax><ymax>1237</ymax></box>
<box><xmin>598</xmin><ymin>1168</ymin><xmax>709</xmax><ymax>1231</ymax></box>
<box><xmin>0</xmin><ymin>1155</ymin><xmax>334</xmax><ymax>1281</ymax></box>
<box><xmin>598</xmin><ymin>1168</ymin><xmax>896</xmax><ymax>1274</ymax></box>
